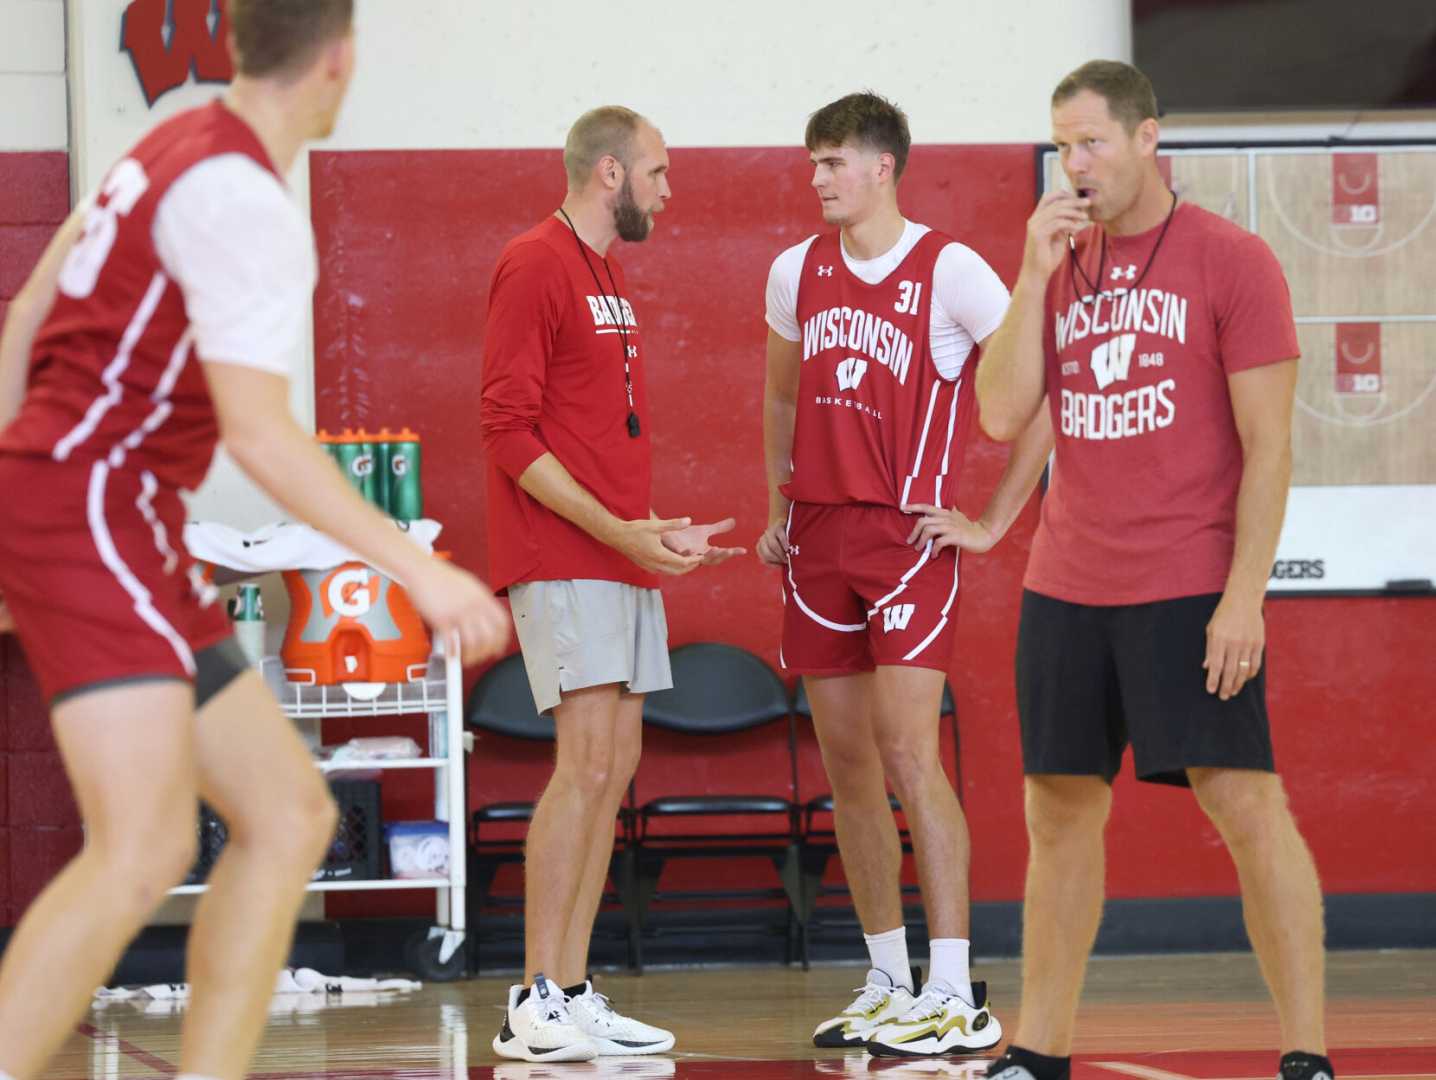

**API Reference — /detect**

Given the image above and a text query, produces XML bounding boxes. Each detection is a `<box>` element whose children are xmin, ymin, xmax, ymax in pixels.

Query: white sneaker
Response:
<box><xmin>866</xmin><ymin>979</ymin><xmax>1002</xmax><ymax>1057</ymax></box>
<box><xmin>565</xmin><ymin>979</ymin><xmax>676</xmax><ymax>1055</ymax></box>
<box><xmin>492</xmin><ymin>975</ymin><xmax>597</xmax><ymax>1062</ymax></box>
<box><xmin>812</xmin><ymin>967</ymin><xmax>918</xmax><ymax>1049</ymax></box>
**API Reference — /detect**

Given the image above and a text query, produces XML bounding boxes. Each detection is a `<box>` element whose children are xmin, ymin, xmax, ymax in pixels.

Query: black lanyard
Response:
<box><xmin>1069</xmin><ymin>190</ymin><xmax>1179</xmax><ymax>305</ymax></box>
<box><xmin>558</xmin><ymin>208</ymin><xmax>640</xmax><ymax>438</ymax></box>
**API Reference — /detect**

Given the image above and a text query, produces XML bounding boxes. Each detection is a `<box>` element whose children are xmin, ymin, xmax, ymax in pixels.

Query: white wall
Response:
<box><xmin>0</xmin><ymin>0</ymin><xmax>66</xmax><ymax>150</ymax></box>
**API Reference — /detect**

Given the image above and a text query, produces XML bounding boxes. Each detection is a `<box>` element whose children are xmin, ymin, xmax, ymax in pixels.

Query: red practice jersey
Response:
<box><xmin>783</xmin><ymin>230</ymin><xmax>977</xmax><ymax>509</ymax></box>
<box><xmin>0</xmin><ymin>102</ymin><xmax>282</xmax><ymax>491</ymax></box>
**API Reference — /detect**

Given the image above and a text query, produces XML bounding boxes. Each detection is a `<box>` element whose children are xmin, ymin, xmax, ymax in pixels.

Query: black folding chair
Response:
<box><xmin>618</xmin><ymin>643</ymin><xmax>802</xmax><ymax>970</ymax></box>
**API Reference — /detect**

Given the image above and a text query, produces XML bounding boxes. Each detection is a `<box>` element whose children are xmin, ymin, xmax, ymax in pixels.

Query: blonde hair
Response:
<box><xmin>563</xmin><ymin>106</ymin><xmax>646</xmax><ymax>189</ymax></box>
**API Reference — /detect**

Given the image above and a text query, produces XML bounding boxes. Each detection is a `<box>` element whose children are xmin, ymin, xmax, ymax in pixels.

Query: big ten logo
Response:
<box><xmin>325</xmin><ymin>567</ymin><xmax>377</xmax><ymax>619</ymax></box>
<box><xmin>1334</xmin><ymin>323</ymin><xmax>1382</xmax><ymax>395</ymax></box>
<box><xmin>1331</xmin><ymin>153</ymin><xmax>1380</xmax><ymax>226</ymax></box>
<box><xmin>122</xmin><ymin>0</ymin><xmax>234</xmax><ymax>108</ymax></box>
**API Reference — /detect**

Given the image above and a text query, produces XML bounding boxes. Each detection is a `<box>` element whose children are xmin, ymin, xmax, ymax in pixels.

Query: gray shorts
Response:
<box><xmin>508</xmin><ymin>579</ymin><xmax>672</xmax><ymax>714</ymax></box>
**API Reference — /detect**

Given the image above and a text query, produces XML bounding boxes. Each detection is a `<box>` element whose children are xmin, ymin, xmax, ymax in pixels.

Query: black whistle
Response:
<box><xmin>627</xmin><ymin>412</ymin><xmax>641</xmax><ymax>438</ymax></box>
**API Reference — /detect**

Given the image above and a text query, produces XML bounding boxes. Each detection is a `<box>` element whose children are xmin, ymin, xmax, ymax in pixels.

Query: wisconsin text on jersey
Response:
<box><xmin>802</xmin><ymin>305</ymin><xmax>915</xmax><ymax>385</ymax></box>
<box><xmin>1055</xmin><ymin>285</ymin><xmax>1188</xmax><ymax>352</ymax></box>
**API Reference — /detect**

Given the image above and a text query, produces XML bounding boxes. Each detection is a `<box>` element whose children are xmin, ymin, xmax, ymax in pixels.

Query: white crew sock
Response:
<box><xmin>862</xmin><ymin>926</ymin><xmax>913</xmax><ymax>991</ymax></box>
<box><xmin>927</xmin><ymin>937</ymin><xmax>973</xmax><ymax>1004</ymax></box>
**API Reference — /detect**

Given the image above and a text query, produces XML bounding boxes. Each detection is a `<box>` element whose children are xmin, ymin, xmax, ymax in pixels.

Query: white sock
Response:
<box><xmin>863</xmin><ymin>926</ymin><xmax>913</xmax><ymax>990</ymax></box>
<box><xmin>927</xmin><ymin>937</ymin><xmax>973</xmax><ymax>1003</ymax></box>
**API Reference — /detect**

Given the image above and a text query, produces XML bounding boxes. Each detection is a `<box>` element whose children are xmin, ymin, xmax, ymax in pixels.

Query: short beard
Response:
<box><xmin>614</xmin><ymin>176</ymin><xmax>652</xmax><ymax>242</ymax></box>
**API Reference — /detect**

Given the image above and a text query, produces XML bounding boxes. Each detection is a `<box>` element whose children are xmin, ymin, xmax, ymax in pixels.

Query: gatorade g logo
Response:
<box><xmin>392</xmin><ymin>456</ymin><xmax>409</xmax><ymax>477</ymax></box>
<box><xmin>327</xmin><ymin>568</ymin><xmax>375</xmax><ymax>618</ymax></box>
<box><xmin>352</xmin><ymin>454</ymin><xmax>374</xmax><ymax>478</ymax></box>
<box><xmin>121</xmin><ymin>0</ymin><xmax>234</xmax><ymax>107</ymax></box>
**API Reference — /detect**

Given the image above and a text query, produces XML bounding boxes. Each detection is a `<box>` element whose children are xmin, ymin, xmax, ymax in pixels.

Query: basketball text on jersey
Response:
<box><xmin>1056</xmin><ymin>286</ymin><xmax>1189</xmax><ymax>442</ymax></box>
<box><xmin>801</xmin><ymin>305</ymin><xmax>915</xmax><ymax>385</ymax></box>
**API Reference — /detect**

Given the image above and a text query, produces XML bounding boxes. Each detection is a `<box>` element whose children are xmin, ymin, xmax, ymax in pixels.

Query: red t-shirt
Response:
<box><xmin>784</xmin><ymin>229</ymin><xmax>977</xmax><ymax>509</ymax></box>
<box><xmin>480</xmin><ymin>217</ymin><xmax>657</xmax><ymax>592</ymax></box>
<box><xmin>1025</xmin><ymin>202</ymin><xmax>1299</xmax><ymax>606</ymax></box>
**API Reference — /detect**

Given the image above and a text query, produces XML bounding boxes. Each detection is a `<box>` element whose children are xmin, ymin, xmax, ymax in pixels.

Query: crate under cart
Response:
<box><xmin>168</xmin><ymin>649</ymin><xmax>470</xmax><ymax>981</ymax></box>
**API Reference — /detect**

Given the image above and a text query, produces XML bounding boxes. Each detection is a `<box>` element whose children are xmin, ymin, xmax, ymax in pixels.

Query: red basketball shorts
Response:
<box><xmin>0</xmin><ymin>454</ymin><xmax>230</xmax><ymax>704</ymax></box>
<box><xmin>779</xmin><ymin>502</ymin><xmax>961</xmax><ymax>675</ymax></box>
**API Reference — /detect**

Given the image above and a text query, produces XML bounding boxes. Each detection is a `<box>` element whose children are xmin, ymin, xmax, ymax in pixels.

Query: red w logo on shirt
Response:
<box><xmin>122</xmin><ymin>0</ymin><xmax>234</xmax><ymax>107</ymax></box>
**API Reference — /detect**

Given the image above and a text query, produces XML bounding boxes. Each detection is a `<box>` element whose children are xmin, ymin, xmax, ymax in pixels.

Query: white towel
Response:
<box><xmin>94</xmin><ymin>967</ymin><xmax>421</xmax><ymax>1002</ymax></box>
<box><xmin>183</xmin><ymin>519</ymin><xmax>442</xmax><ymax>574</ymax></box>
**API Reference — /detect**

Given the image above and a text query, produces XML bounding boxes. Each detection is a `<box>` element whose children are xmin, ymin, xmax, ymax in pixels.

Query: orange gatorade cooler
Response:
<box><xmin>280</xmin><ymin>562</ymin><xmax>431</xmax><ymax>684</ymax></box>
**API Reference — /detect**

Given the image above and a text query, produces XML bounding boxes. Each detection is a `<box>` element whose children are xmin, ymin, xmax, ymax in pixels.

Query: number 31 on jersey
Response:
<box><xmin>895</xmin><ymin>279</ymin><xmax>923</xmax><ymax>315</ymax></box>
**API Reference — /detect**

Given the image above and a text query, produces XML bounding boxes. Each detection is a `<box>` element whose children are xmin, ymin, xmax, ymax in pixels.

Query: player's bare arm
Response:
<box><xmin>1203</xmin><ymin>358</ymin><xmax>1298</xmax><ymax>701</ymax></box>
<box><xmin>203</xmin><ymin>362</ymin><xmax>510</xmax><ymax>664</ymax></box>
<box><xmin>758</xmin><ymin>328</ymin><xmax>801</xmax><ymax>565</ymax></box>
<box><xmin>905</xmin><ymin>406</ymin><xmax>1054</xmax><ymax>553</ymax></box>
<box><xmin>976</xmin><ymin>191</ymin><xmax>1090</xmax><ymax>441</ymax></box>
<box><xmin>518</xmin><ymin>453</ymin><xmax>700</xmax><ymax>575</ymax></box>
<box><xmin>0</xmin><ymin>208</ymin><xmax>86</xmax><ymax>430</ymax></box>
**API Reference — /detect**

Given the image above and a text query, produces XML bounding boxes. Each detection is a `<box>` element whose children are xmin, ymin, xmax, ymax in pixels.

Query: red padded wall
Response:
<box><xmin>307</xmin><ymin>144</ymin><xmax>1436</xmax><ymax>919</ymax></box>
<box><xmin>0</xmin><ymin>152</ymin><xmax>77</xmax><ymax>924</ymax></box>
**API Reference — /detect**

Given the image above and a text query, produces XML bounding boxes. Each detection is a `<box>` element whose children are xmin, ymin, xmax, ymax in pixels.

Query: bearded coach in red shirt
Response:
<box><xmin>480</xmin><ymin>106</ymin><xmax>742</xmax><ymax>1064</ymax></box>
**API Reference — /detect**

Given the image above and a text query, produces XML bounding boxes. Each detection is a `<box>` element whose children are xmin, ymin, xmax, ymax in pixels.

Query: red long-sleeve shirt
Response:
<box><xmin>480</xmin><ymin>216</ymin><xmax>657</xmax><ymax>592</ymax></box>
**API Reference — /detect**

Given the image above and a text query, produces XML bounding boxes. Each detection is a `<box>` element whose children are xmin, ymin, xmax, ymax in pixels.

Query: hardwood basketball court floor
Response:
<box><xmin>58</xmin><ymin>950</ymin><xmax>1434</xmax><ymax>1078</ymax></box>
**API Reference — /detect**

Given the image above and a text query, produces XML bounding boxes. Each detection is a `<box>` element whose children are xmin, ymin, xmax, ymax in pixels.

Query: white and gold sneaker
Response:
<box><xmin>865</xmin><ymin>979</ymin><xmax>1001</xmax><ymax>1058</ymax></box>
<box><xmin>813</xmin><ymin>967</ymin><xmax>919</xmax><ymax>1049</ymax></box>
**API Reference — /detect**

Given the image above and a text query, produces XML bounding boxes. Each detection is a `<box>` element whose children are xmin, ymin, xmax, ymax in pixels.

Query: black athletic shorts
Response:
<box><xmin>1016</xmin><ymin>590</ymin><xmax>1275</xmax><ymax>787</ymax></box>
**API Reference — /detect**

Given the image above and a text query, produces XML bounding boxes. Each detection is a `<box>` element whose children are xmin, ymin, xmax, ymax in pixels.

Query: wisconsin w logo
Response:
<box><xmin>122</xmin><ymin>0</ymin><xmax>234</xmax><ymax>107</ymax></box>
<box><xmin>836</xmin><ymin>357</ymin><xmax>868</xmax><ymax>392</ymax></box>
<box><xmin>1090</xmin><ymin>333</ymin><xmax>1136</xmax><ymax>391</ymax></box>
<box><xmin>882</xmin><ymin>604</ymin><xmax>915</xmax><ymax>633</ymax></box>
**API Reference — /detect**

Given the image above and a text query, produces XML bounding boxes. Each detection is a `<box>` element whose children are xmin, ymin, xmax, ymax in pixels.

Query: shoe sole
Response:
<box><xmin>491</xmin><ymin>1032</ymin><xmax>597</xmax><ymax>1062</ymax></box>
<box><xmin>866</xmin><ymin>1034</ymin><xmax>1004</xmax><ymax>1058</ymax></box>
<box><xmin>813</xmin><ymin>1026</ymin><xmax>872</xmax><ymax>1049</ymax></box>
<box><xmin>589</xmin><ymin>1033</ymin><xmax>677</xmax><ymax>1055</ymax></box>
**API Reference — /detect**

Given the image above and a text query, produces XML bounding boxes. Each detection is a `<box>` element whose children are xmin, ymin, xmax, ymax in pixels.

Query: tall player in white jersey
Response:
<box><xmin>758</xmin><ymin>92</ymin><xmax>1053</xmax><ymax>1057</ymax></box>
<box><xmin>0</xmin><ymin>4</ymin><xmax>507</xmax><ymax>1079</ymax></box>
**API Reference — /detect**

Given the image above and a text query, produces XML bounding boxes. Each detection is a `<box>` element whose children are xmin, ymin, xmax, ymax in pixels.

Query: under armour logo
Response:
<box><xmin>1110</xmin><ymin>264</ymin><xmax>1137</xmax><ymax>282</ymax></box>
<box><xmin>836</xmin><ymin>357</ymin><xmax>868</xmax><ymax>392</ymax></box>
<box><xmin>882</xmin><ymin>604</ymin><xmax>915</xmax><ymax>633</ymax></box>
<box><xmin>817</xmin><ymin>265</ymin><xmax>834</xmax><ymax>277</ymax></box>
